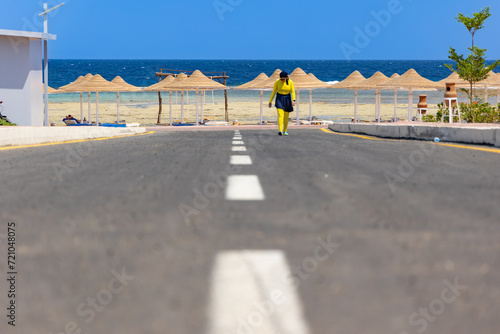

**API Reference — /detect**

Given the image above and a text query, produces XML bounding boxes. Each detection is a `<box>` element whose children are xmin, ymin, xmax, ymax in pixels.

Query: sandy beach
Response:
<box><xmin>48</xmin><ymin>100</ymin><xmax>441</xmax><ymax>126</ymax></box>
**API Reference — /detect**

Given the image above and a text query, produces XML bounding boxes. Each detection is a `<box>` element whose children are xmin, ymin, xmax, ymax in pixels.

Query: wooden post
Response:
<box><xmin>157</xmin><ymin>73</ymin><xmax>163</xmax><ymax>124</ymax></box>
<box><xmin>224</xmin><ymin>71</ymin><xmax>229</xmax><ymax>122</ymax></box>
<box><xmin>157</xmin><ymin>91</ymin><xmax>163</xmax><ymax>124</ymax></box>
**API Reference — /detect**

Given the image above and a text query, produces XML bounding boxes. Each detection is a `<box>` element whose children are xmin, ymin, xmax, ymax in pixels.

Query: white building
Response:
<box><xmin>0</xmin><ymin>29</ymin><xmax>56</xmax><ymax>126</ymax></box>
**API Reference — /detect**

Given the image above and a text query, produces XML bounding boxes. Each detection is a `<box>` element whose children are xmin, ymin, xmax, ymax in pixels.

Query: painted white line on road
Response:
<box><xmin>232</xmin><ymin>146</ymin><xmax>247</xmax><ymax>152</ymax></box>
<box><xmin>233</xmin><ymin>141</ymin><xmax>245</xmax><ymax>145</ymax></box>
<box><xmin>207</xmin><ymin>250</ymin><xmax>310</xmax><ymax>334</ymax></box>
<box><xmin>230</xmin><ymin>155</ymin><xmax>253</xmax><ymax>165</ymax></box>
<box><xmin>226</xmin><ymin>175</ymin><xmax>265</xmax><ymax>200</ymax></box>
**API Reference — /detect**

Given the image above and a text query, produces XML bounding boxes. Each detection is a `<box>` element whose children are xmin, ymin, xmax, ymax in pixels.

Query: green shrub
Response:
<box><xmin>459</xmin><ymin>100</ymin><xmax>500</xmax><ymax>123</ymax></box>
<box><xmin>0</xmin><ymin>119</ymin><xmax>16</xmax><ymax>126</ymax></box>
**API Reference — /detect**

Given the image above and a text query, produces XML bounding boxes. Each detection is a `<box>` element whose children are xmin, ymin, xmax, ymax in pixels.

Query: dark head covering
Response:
<box><xmin>280</xmin><ymin>72</ymin><xmax>288</xmax><ymax>78</ymax></box>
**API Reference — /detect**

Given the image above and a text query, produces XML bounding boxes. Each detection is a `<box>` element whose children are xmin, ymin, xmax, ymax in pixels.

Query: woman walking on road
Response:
<box><xmin>268</xmin><ymin>71</ymin><xmax>296</xmax><ymax>136</ymax></box>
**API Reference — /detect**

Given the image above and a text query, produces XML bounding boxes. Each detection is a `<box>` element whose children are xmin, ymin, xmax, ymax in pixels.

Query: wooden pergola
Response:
<box><xmin>155</xmin><ymin>69</ymin><xmax>230</xmax><ymax>123</ymax></box>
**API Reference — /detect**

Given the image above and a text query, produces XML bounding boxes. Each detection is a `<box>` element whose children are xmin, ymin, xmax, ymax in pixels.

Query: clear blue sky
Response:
<box><xmin>1</xmin><ymin>0</ymin><xmax>499</xmax><ymax>60</ymax></box>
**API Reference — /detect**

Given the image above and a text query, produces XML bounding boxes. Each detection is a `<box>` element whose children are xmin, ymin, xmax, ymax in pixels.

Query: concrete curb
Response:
<box><xmin>0</xmin><ymin>127</ymin><xmax>147</xmax><ymax>147</ymax></box>
<box><xmin>328</xmin><ymin>123</ymin><xmax>500</xmax><ymax>147</ymax></box>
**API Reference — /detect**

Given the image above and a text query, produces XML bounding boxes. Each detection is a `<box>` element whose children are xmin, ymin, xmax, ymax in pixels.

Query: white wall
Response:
<box><xmin>0</xmin><ymin>35</ymin><xmax>43</xmax><ymax>126</ymax></box>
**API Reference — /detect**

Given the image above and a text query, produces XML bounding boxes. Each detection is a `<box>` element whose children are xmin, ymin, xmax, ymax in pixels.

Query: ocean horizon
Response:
<box><xmin>47</xmin><ymin>59</ymin><xmax>500</xmax><ymax>105</ymax></box>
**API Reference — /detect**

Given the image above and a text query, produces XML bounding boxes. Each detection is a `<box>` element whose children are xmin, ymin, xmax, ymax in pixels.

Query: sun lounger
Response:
<box><xmin>63</xmin><ymin>119</ymin><xmax>78</xmax><ymax>125</ymax></box>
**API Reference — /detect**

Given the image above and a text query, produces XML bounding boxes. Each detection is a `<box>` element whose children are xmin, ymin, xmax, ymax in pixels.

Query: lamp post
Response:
<box><xmin>39</xmin><ymin>2</ymin><xmax>65</xmax><ymax>126</ymax></box>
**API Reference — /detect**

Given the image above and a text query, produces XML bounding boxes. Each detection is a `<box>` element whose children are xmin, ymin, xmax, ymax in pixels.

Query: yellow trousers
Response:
<box><xmin>277</xmin><ymin>108</ymin><xmax>289</xmax><ymax>133</ymax></box>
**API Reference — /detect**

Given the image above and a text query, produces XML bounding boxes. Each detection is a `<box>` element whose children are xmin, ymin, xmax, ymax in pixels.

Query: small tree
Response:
<box><xmin>446</xmin><ymin>46</ymin><xmax>499</xmax><ymax>104</ymax></box>
<box><xmin>456</xmin><ymin>6</ymin><xmax>492</xmax><ymax>49</ymax></box>
<box><xmin>445</xmin><ymin>7</ymin><xmax>500</xmax><ymax>105</ymax></box>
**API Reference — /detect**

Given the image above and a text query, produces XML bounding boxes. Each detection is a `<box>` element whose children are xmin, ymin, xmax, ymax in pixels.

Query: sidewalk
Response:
<box><xmin>328</xmin><ymin>122</ymin><xmax>500</xmax><ymax>147</ymax></box>
<box><xmin>0</xmin><ymin>126</ymin><xmax>147</xmax><ymax>147</ymax></box>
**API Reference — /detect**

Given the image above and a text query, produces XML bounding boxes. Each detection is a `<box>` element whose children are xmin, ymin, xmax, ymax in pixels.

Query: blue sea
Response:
<box><xmin>47</xmin><ymin>59</ymin><xmax>499</xmax><ymax>105</ymax></box>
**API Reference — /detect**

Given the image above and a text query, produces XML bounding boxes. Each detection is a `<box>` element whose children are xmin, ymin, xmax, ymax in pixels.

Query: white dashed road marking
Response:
<box><xmin>232</xmin><ymin>146</ymin><xmax>247</xmax><ymax>152</ymax></box>
<box><xmin>207</xmin><ymin>250</ymin><xmax>311</xmax><ymax>334</ymax></box>
<box><xmin>233</xmin><ymin>141</ymin><xmax>245</xmax><ymax>145</ymax></box>
<box><xmin>230</xmin><ymin>155</ymin><xmax>253</xmax><ymax>165</ymax></box>
<box><xmin>225</xmin><ymin>175</ymin><xmax>265</xmax><ymax>200</ymax></box>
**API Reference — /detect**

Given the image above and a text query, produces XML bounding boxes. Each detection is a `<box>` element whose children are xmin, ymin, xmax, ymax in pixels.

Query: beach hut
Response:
<box><xmin>347</xmin><ymin>72</ymin><xmax>390</xmax><ymax>122</ymax></box>
<box><xmin>64</xmin><ymin>74</ymin><xmax>122</xmax><ymax>126</ymax></box>
<box><xmin>167</xmin><ymin>70</ymin><xmax>229</xmax><ymax>126</ymax></box>
<box><xmin>377</xmin><ymin>69</ymin><xmax>441</xmax><ymax>122</ymax></box>
<box><xmin>328</xmin><ymin>71</ymin><xmax>366</xmax><ymax>122</ymax></box>
<box><xmin>111</xmin><ymin>76</ymin><xmax>142</xmax><ymax>123</ymax></box>
<box><xmin>289</xmin><ymin>68</ymin><xmax>330</xmax><ymax>123</ymax></box>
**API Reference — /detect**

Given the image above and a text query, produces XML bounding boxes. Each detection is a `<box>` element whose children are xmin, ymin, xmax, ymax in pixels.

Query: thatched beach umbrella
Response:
<box><xmin>58</xmin><ymin>73</ymin><xmax>93</xmax><ymax>91</ymax></box>
<box><xmin>437</xmin><ymin>72</ymin><xmax>469</xmax><ymax>87</ymax></box>
<box><xmin>328</xmin><ymin>71</ymin><xmax>366</xmax><ymax>122</ymax></box>
<box><xmin>306</xmin><ymin>72</ymin><xmax>332</xmax><ymax>122</ymax></box>
<box><xmin>144</xmin><ymin>75</ymin><xmax>177</xmax><ymax>125</ymax></box>
<box><xmin>169</xmin><ymin>73</ymin><xmax>189</xmax><ymax>123</ymax></box>
<box><xmin>290</xmin><ymin>68</ymin><xmax>330</xmax><ymax>123</ymax></box>
<box><xmin>235</xmin><ymin>73</ymin><xmax>268</xmax><ymax>124</ymax></box>
<box><xmin>377</xmin><ymin>69</ymin><xmax>440</xmax><ymax>122</ymax></box>
<box><xmin>167</xmin><ymin>70</ymin><xmax>229</xmax><ymax>126</ymax></box>
<box><xmin>437</xmin><ymin>71</ymin><xmax>500</xmax><ymax>109</ymax></box>
<box><xmin>347</xmin><ymin>72</ymin><xmax>389</xmax><ymax>122</ymax></box>
<box><xmin>144</xmin><ymin>75</ymin><xmax>176</xmax><ymax>92</ymax></box>
<box><xmin>145</xmin><ymin>73</ymin><xmax>188</xmax><ymax>124</ymax></box>
<box><xmin>254</xmin><ymin>69</ymin><xmax>283</xmax><ymax>90</ymax></box>
<box><xmin>235</xmin><ymin>73</ymin><xmax>269</xmax><ymax>90</ymax></box>
<box><xmin>308</xmin><ymin>73</ymin><xmax>325</xmax><ymax>83</ymax></box>
<box><xmin>111</xmin><ymin>76</ymin><xmax>142</xmax><ymax>123</ymax></box>
<box><xmin>43</xmin><ymin>84</ymin><xmax>57</xmax><ymax>94</ymax></box>
<box><xmin>57</xmin><ymin>73</ymin><xmax>94</xmax><ymax>123</ymax></box>
<box><xmin>234</xmin><ymin>73</ymin><xmax>270</xmax><ymax>125</ymax></box>
<box><xmin>475</xmin><ymin>71</ymin><xmax>500</xmax><ymax>103</ymax></box>
<box><xmin>247</xmin><ymin>69</ymin><xmax>282</xmax><ymax>125</ymax></box>
<box><xmin>67</xmin><ymin>74</ymin><xmax>123</xmax><ymax>126</ymax></box>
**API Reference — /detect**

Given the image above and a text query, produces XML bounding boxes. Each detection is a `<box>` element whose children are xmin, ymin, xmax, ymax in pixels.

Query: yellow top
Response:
<box><xmin>269</xmin><ymin>79</ymin><xmax>296</xmax><ymax>103</ymax></box>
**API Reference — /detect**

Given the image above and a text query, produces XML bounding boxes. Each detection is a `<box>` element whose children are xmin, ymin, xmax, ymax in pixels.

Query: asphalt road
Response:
<box><xmin>1</xmin><ymin>128</ymin><xmax>499</xmax><ymax>334</ymax></box>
